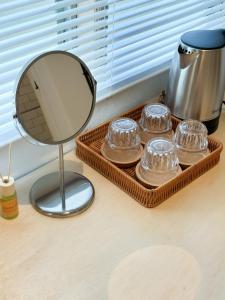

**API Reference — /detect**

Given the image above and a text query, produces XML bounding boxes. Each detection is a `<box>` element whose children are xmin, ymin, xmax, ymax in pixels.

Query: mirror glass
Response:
<box><xmin>15</xmin><ymin>51</ymin><xmax>96</xmax><ymax>145</ymax></box>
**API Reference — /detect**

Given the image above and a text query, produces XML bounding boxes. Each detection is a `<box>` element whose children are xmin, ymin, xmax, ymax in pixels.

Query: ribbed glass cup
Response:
<box><xmin>174</xmin><ymin>120</ymin><xmax>209</xmax><ymax>166</ymax></box>
<box><xmin>138</xmin><ymin>138</ymin><xmax>180</xmax><ymax>186</ymax></box>
<box><xmin>175</xmin><ymin>120</ymin><xmax>208</xmax><ymax>151</ymax></box>
<box><xmin>141</xmin><ymin>138</ymin><xmax>179</xmax><ymax>172</ymax></box>
<box><xmin>139</xmin><ymin>103</ymin><xmax>173</xmax><ymax>144</ymax></box>
<box><xmin>107</xmin><ymin>118</ymin><xmax>140</xmax><ymax>149</ymax></box>
<box><xmin>102</xmin><ymin>118</ymin><xmax>142</xmax><ymax>164</ymax></box>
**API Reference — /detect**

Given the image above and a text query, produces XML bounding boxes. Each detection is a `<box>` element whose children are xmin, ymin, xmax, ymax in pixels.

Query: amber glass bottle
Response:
<box><xmin>0</xmin><ymin>177</ymin><xmax>19</xmax><ymax>219</ymax></box>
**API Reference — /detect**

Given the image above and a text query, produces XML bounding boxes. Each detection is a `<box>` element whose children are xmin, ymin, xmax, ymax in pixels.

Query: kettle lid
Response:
<box><xmin>181</xmin><ymin>29</ymin><xmax>225</xmax><ymax>50</ymax></box>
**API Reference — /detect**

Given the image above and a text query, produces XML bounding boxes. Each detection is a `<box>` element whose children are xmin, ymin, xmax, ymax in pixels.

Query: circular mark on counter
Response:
<box><xmin>108</xmin><ymin>245</ymin><xmax>201</xmax><ymax>300</ymax></box>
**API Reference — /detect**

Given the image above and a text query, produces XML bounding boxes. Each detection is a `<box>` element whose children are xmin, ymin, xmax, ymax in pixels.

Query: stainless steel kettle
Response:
<box><xmin>165</xmin><ymin>29</ymin><xmax>225</xmax><ymax>133</ymax></box>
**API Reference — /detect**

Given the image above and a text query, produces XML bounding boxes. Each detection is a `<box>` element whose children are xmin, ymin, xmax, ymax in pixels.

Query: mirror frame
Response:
<box><xmin>15</xmin><ymin>50</ymin><xmax>97</xmax><ymax>145</ymax></box>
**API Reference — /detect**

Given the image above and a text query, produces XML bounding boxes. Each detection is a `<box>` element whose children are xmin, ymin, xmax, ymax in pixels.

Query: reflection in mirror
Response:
<box><xmin>17</xmin><ymin>74</ymin><xmax>53</xmax><ymax>143</ymax></box>
<box><xmin>16</xmin><ymin>52</ymin><xmax>95</xmax><ymax>145</ymax></box>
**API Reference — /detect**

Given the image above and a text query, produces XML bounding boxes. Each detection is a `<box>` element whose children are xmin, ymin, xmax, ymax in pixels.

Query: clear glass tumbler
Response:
<box><xmin>136</xmin><ymin>138</ymin><xmax>181</xmax><ymax>187</ymax></box>
<box><xmin>139</xmin><ymin>103</ymin><xmax>173</xmax><ymax>144</ymax></box>
<box><xmin>174</xmin><ymin>120</ymin><xmax>209</xmax><ymax>166</ymax></box>
<box><xmin>101</xmin><ymin>118</ymin><xmax>143</xmax><ymax>165</ymax></box>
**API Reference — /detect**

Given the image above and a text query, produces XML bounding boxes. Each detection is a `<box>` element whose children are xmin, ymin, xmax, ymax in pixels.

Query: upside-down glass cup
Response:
<box><xmin>139</xmin><ymin>103</ymin><xmax>174</xmax><ymax>144</ymax></box>
<box><xmin>136</xmin><ymin>138</ymin><xmax>182</xmax><ymax>187</ymax></box>
<box><xmin>101</xmin><ymin>118</ymin><xmax>143</xmax><ymax>166</ymax></box>
<box><xmin>174</xmin><ymin>120</ymin><xmax>210</xmax><ymax>167</ymax></box>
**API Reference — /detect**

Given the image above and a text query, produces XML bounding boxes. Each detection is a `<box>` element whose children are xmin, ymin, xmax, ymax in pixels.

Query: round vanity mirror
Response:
<box><xmin>15</xmin><ymin>51</ymin><xmax>95</xmax><ymax>145</ymax></box>
<box><xmin>14</xmin><ymin>51</ymin><xmax>96</xmax><ymax>217</ymax></box>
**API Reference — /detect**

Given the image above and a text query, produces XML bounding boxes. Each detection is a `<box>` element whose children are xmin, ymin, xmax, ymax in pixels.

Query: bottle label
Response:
<box><xmin>0</xmin><ymin>193</ymin><xmax>18</xmax><ymax>219</ymax></box>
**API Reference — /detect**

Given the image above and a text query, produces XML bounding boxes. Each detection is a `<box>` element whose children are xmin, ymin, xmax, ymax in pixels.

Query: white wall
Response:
<box><xmin>0</xmin><ymin>69</ymin><xmax>168</xmax><ymax>179</ymax></box>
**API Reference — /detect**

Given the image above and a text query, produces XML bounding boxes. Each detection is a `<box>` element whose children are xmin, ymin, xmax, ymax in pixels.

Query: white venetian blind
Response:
<box><xmin>0</xmin><ymin>0</ymin><xmax>225</xmax><ymax>146</ymax></box>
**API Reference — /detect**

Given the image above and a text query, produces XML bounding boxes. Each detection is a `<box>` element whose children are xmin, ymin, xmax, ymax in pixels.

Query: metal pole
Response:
<box><xmin>59</xmin><ymin>144</ymin><xmax>65</xmax><ymax>210</ymax></box>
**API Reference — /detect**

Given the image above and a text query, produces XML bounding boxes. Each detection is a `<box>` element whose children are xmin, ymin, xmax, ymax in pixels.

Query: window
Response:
<box><xmin>1</xmin><ymin>0</ymin><xmax>225</xmax><ymax>147</ymax></box>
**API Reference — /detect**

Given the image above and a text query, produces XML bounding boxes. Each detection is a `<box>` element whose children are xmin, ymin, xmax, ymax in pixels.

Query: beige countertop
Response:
<box><xmin>1</xmin><ymin>110</ymin><xmax>225</xmax><ymax>300</ymax></box>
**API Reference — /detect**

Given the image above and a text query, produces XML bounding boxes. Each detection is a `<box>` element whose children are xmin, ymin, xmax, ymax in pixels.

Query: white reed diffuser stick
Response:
<box><xmin>7</xmin><ymin>143</ymin><xmax>12</xmax><ymax>182</ymax></box>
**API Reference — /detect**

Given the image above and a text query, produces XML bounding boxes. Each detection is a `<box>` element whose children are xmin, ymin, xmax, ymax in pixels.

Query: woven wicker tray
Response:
<box><xmin>76</xmin><ymin>104</ymin><xmax>223</xmax><ymax>208</ymax></box>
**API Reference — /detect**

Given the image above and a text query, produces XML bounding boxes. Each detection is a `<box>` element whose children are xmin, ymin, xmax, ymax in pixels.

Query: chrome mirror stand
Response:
<box><xmin>30</xmin><ymin>144</ymin><xmax>94</xmax><ymax>218</ymax></box>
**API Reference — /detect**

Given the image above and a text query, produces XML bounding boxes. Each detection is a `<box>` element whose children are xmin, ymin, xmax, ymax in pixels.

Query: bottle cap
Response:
<box><xmin>0</xmin><ymin>176</ymin><xmax>15</xmax><ymax>197</ymax></box>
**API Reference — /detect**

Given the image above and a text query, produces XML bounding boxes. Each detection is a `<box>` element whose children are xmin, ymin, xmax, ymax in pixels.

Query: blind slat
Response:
<box><xmin>0</xmin><ymin>0</ymin><xmax>225</xmax><ymax>145</ymax></box>
<box><xmin>0</xmin><ymin>0</ymin><xmax>222</xmax><ymax>76</ymax></box>
<box><xmin>0</xmin><ymin>0</ymin><xmax>216</xmax><ymax>51</ymax></box>
<box><xmin>0</xmin><ymin>0</ymin><xmax>109</xmax><ymax>26</ymax></box>
<box><xmin>1</xmin><ymin>5</ymin><xmax>221</xmax><ymax>88</ymax></box>
<box><xmin>0</xmin><ymin>5</ymin><xmax>106</xmax><ymax>38</ymax></box>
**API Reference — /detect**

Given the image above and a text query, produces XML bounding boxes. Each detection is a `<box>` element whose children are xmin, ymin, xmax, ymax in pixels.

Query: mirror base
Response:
<box><xmin>30</xmin><ymin>171</ymin><xmax>94</xmax><ymax>218</ymax></box>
